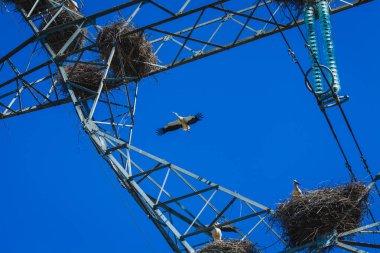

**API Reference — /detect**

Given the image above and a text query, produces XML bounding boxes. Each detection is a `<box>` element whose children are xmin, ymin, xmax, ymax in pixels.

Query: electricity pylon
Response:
<box><xmin>1</xmin><ymin>0</ymin><xmax>378</xmax><ymax>252</ymax></box>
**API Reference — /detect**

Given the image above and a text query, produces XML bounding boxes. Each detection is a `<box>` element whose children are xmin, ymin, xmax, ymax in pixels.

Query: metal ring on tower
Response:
<box><xmin>305</xmin><ymin>64</ymin><xmax>334</xmax><ymax>95</ymax></box>
<box><xmin>305</xmin><ymin>64</ymin><xmax>349</xmax><ymax>108</ymax></box>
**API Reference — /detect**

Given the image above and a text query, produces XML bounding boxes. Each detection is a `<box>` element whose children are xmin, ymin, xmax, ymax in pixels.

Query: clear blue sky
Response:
<box><xmin>0</xmin><ymin>1</ymin><xmax>379</xmax><ymax>252</ymax></box>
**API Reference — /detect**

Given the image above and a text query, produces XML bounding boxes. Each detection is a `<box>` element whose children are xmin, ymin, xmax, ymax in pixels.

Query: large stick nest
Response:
<box><xmin>272</xmin><ymin>0</ymin><xmax>328</xmax><ymax>14</ymax></box>
<box><xmin>2</xmin><ymin>0</ymin><xmax>69</xmax><ymax>13</ymax></box>
<box><xmin>272</xmin><ymin>182</ymin><xmax>368</xmax><ymax>248</ymax></box>
<box><xmin>3</xmin><ymin>0</ymin><xmax>54</xmax><ymax>12</ymax></box>
<box><xmin>198</xmin><ymin>240</ymin><xmax>256</xmax><ymax>253</ymax></box>
<box><xmin>3</xmin><ymin>0</ymin><xmax>85</xmax><ymax>55</ymax></box>
<box><xmin>58</xmin><ymin>63</ymin><xmax>116</xmax><ymax>97</ymax></box>
<box><xmin>97</xmin><ymin>21</ymin><xmax>158</xmax><ymax>78</ymax></box>
<box><xmin>42</xmin><ymin>9</ymin><xmax>86</xmax><ymax>54</ymax></box>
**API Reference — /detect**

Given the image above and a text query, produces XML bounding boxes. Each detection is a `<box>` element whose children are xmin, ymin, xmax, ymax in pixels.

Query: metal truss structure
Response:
<box><xmin>1</xmin><ymin>0</ymin><xmax>379</xmax><ymax>252</ymax></box>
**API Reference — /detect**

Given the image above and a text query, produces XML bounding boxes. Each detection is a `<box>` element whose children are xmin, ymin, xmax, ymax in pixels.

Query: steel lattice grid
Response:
<box><xmin>103</xmin><ymin>143</ymin><xmax>286</xmax><ymax>252</ymax></box>
<box><xmin>1</xmin><ymin>0</ymin><xmax>379</xmax><ymax>252</ymax></box>
<box><xmin>0</xmin><ymin>0</ymin><xmax>369</xmax><ymax>119</ymax></box>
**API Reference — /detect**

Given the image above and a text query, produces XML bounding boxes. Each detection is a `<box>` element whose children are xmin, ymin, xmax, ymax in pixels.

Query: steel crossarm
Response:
<box><xmin>0</xmin><ymin>0</ymin><xmax>372</xmax><ymax>119</ymax></box>
<box><xmin>0</xmin><ymin>0</ymin><xmax>378</xmax><ymax>252</ymax></box>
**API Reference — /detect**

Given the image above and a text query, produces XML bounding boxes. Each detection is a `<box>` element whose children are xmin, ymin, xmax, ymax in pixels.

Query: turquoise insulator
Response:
<box><xmin>317</xmin><ymin>0</ymin><xmax>341</xmax><ymax>93</ymax></box>
<box><xmin>304</xmin><ymin>5</ymin><xmax>323</xmax><ymax>93</ymax></box>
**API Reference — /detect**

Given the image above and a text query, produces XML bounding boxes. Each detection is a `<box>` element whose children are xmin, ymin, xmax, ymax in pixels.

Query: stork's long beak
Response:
<box><xmin>293</xmin><ymin>180</ymin><xmax>301</xmax><ymax>185</ymax></box>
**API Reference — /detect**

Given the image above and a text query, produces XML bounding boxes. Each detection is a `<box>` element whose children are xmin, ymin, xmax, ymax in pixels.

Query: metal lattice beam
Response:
<box><xmin>0</xmin><ymin>0</ymin><xmax>373</xmax><ymax>119</ymax></box>
<box><xmin>0</xmin><ymin>2</ymin><xmax>284</xmax><ymax>251</ymax></box>
<box><xmin>1</xmin><ymin>0</ymin><xmax>379</xmax><ymax>252</ymax></box>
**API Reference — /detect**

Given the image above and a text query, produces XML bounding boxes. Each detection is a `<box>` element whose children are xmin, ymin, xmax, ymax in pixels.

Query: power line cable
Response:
<box><xmin>261</xmin><ymin>1</ymin><xmax>379</xmax><ymax>229</ymax></box>
<box><xmin>261</xmin><ymin>2</ymin><xmax>354</xmax><ymax>177</ymax></box>
<box><xmin>280</xmin><ymin>1</ymin><xmax>380</xmax><ymax>197</ymax></box>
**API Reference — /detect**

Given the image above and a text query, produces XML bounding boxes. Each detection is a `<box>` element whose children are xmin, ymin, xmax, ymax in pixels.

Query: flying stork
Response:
<box><xmin>156</xmin><ymin>112</ymin><xmax>203</xmax><ymax>135</ymax></box>
<box><xmin>292</xmin><ymin>180</ymin><xmax>303</xmax><ymax>198</ymax></box>
<box><xmin>211</xmin><ymin>222</ymin><xmax>239</xmax><ymax>241</ymax></box>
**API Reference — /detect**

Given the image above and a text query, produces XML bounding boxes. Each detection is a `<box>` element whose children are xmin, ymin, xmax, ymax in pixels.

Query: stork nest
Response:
<box><xmin>198</xmin><ymin>240</ymin><xmax>256</xmax><ymax>253</ymax></box>
<box><xmin>1</xmin><ymin>0</ymin><xmax>76</xmax><ymax>13</ymax></box>
<box><xmin>58</xmin><ymin>63</ymin><xmax>116</xmax><ymax>97</ymax></box>
<box><xmin>42</xmin><ymin>9</ymin><xmax>85</xmax><ymax>54</ymax></box>
<box><xmin>272</xmin><ymin>0</ymin><xmax>327</xmax><ymax>14</ymax></box>
<box><xmin>272</xmin><ymin>0</ymin><xmax>315</xmax><ymax>8</ymax></box>
<box><xmin>272</xmin><ymin>182</ymin><xmax>368</xmax><ymax>248</ymax></box>
<box><xmin>2</xmin><ymin>1</ymin><xmax>84</xmax><ymax>55</ymax></box>
<box><xmin>2</xmin><ymin>0</ymin><xmax>54</xmax><ymax>12</ymax></box>
<box><xmin>97</xmin><ymin>21</ymin><xmax>158</xmax><ymax>78</ymax></box>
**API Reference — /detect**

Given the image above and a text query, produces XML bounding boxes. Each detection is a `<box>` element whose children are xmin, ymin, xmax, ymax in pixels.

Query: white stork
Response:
<box><xmin>292</xmin><ymin>180</ymin><xmax>303</xmax><ymax>198</ymax></box>
<box><xmin>211</xmin><ymin>222</ymin><xmax>239</xmax><ymax>241</ymax></box>
<box><xmin>156</xmin><ymin>112</ymin><xmax>203</xmax><ymax>135</ymax></box>
<box><xmin>68</xmin><ymin>0</ymin><xmax>79</xmax><ymax>11</ymax></box>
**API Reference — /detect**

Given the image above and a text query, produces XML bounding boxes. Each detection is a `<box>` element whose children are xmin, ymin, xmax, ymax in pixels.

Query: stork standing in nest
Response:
<box><xmin>156</xmin><ymin>112</ymin><xmax>203</xmax><ymax>135</ymax></box>
<box><xmin>292</xmin><ymin>180</ymin><xmax>303</xmax><ymax>198</ymax></box>
<box><xmin>211</xmin><ymin>222</ymin><xmax>239</xmax><ymax>241</ymax></box>
<box><xmin>68</xmin><ymin>0</ymin><xmax>79</xmax><ymax>11</ymax></box>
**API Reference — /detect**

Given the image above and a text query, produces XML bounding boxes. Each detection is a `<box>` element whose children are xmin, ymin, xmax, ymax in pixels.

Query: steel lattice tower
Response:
<box><xmin>1</xmin><ymin>0</ymin><xmax>379</xmax><ymax>252</ymax></box>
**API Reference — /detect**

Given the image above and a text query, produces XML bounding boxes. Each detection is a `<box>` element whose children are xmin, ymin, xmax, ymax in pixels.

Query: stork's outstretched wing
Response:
<box><xmin>156</xmin><ymin>120</ymin><xmax>182</xmax><ymax>135</ymax></box>
<box><xmin>218</xmin><ymin>224</ymin><xmax>239</xmax><ymax>233</ymax></box>
<box><xmin>185</xmin><ymin>113</ymin><xmax>203</xmax><ymax>125</ymax></box>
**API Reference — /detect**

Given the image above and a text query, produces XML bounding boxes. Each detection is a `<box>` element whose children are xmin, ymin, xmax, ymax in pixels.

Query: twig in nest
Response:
<box><xmin>198</xmin><ymin>239</ymin><xmax>257</xmax><ymax>253</ymax></box>
<box><xmin>271</xmin><ymin>182</ymin><xmax>368</xmax><ymax>250</ymax></box>
<box><xmin>58</xmin><ymin>63</ymin><xmax>117</xmax><ymax>97</ymax></box>
<box><xmin>97</xmin><ymin>21</ymin><xmax>158</xmax><ymax>78</ymax></box>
